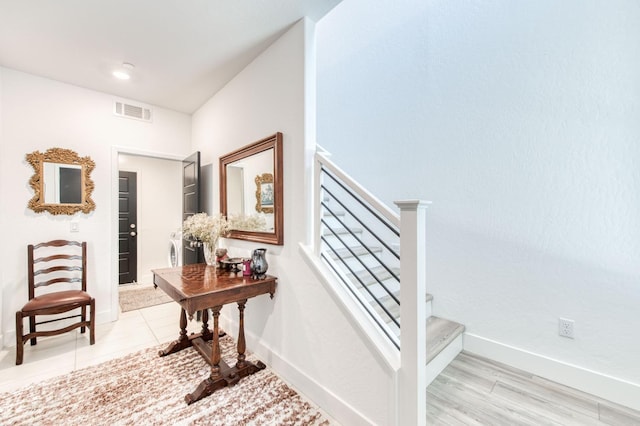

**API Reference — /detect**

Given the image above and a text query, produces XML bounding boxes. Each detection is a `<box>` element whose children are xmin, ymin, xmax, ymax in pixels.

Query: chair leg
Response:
<box><xmin>28</xmin><ymin>316</ymin><xmax>37</xmax><ymax>346</ymax></box>
<box><xmin>89</xmin><ymin>299</ymin><xmax>95</xmax><ymax>345</ymax></box>
<box><xmin>80</xmin><ymin>305</ymin><xmax>86</xmax><ymax>334</ymax></box>
<box><xmin>16</xmin><ymin>311</ymin><xmax>24</xmax><ymax>365</ymax></box>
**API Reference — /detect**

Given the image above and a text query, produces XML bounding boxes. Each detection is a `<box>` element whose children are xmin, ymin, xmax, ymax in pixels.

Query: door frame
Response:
<box><xmin>110</xmin><ymin>146</ymin><xmax>187</xmax><ymax>322</ymax></box>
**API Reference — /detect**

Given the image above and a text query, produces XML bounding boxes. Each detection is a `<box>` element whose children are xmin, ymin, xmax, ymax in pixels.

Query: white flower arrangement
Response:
<box><xmin>228</xmin><ymin>212</ymin><xmax>267</xmax><ymax>232</ymax></box>
<box><xmin>182</xmin><ymin>212</ymin><xmax>231</xmax><ymax>247</ymax></box>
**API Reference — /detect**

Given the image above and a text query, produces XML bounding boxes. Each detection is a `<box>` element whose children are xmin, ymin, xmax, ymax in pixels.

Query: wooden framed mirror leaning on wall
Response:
<box><xmin>220</xmin><ymin>132</ymin><xmax>283</xmax><ymax>245</ymax></box>
<box><xmin>26</xmin><ymin>148</ymin><xmax>96</xmax><ymax>215</ymax></box>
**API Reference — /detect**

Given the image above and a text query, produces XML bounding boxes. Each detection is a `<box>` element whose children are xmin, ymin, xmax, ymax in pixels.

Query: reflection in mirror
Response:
<box><xmin>255</xmin><ymin>172</ymin><xmax>274</xmax><ymax>214</ymax></box>
<box><xmin>43</xmin><ymin>162</ymin><xmax>82</xmax><ymax>204</ymax></box>
<box><xmin>225</xmin><ymin>148</ymin><xmax>274</xmax><ymax>232</ymax></box>
<box><xmin>26</xmin><ymin>148</ymin><xmax>96</xmax><ymax>215</ymax></box>
<box><xmin>220</xmin><ymin>132</ymin><xmax>283</xmax><ymax>245</ymax></box>
<box><xmin>226</xmin><ymin>165</ymin><xmax>245</xmax><ymax>215</ymax></box>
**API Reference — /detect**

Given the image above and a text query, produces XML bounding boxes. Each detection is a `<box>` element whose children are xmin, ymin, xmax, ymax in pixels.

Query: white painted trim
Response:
<box><xmin>219</xmin><ymin>314</ymin><xmax>378</xmax><ymax>426</ymax></box>
<box><xmin>110</xmin><ymin>145</ymin><xmax>186</xmax><ymax>161</ymax></box>
<box><xmin>425</xmin><ymin>334</ymin><xmax>463</xmax><ymax>386</ymax></box>
<box><xmin>464</xmin><ymin>333</ymin><xmax>640</xmax><ymax>412</ymax></box>
<box><xmin>396</xmin><ymin>200</ymin><xmax>429</xmax><ymax>426</ymax></box>
<box><xmin>110</xmin><ymin>146</ymin><xmax>189</xmax><ymax>323</ymax></box>
<box><xmin>299</xmin><ymin>243</ymin><xmax>400</xmax><ymax>372</ymax></box>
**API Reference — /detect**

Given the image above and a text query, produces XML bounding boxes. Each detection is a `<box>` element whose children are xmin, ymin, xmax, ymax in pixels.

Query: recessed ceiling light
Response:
<box><xmin>113</xmin><ymin>62</ymin><xmax>135</xmax><ymax>80</ymax></box>
<box><xmin>113</xmin><ymin>70</ymin><xmax>130</xmax><ymax>80</ymax></box>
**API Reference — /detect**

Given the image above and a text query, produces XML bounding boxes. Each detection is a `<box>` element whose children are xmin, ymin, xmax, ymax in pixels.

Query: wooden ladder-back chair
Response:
<box><xmin>16</xmin><ymin>240</ymin><xmax>95</xmax><ymax>365</ymax></box>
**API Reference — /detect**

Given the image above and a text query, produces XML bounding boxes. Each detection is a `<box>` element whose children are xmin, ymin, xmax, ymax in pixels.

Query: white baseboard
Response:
<box><xmin>220</xmin><ymin>315</ymin><xmax>379</xmax><ymax>426</ymax></box>
<box><xmin>464</xmin><ymin>333</ymin><xmax>640</xmax><ymax>412</ymax></box>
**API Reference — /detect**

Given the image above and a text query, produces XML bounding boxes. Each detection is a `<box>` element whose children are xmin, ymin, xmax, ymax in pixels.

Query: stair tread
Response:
<box><xmin>322</xmin><ymin>227</ymin><xmax>363</xmax><ymax>236</ymax></box>
<box><xmin>323</xmin><ymin>210</ymin><xmax>345</xmax><ymax>217</ymax></box>
<box><xmin>374</xmin><ymin>292</ymin><xmax>433</xmax><ymax>320</ymax></box>
<box><xmin>346</xmin><ymin>266</ymin><xmax>400</xmax><ymax>286</ymax></box>
<box><xmin>426</xmin><ymin>316</ymin><xmax>465</xmax><ymax>364</ymax></box>
<box><xmin>329</xmin><ymin>245</ymin><xmax>383</xmax><ymax>259</ymax></box>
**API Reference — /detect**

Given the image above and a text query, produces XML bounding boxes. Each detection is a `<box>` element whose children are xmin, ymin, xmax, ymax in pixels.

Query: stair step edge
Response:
<box><xmin>328</xmin><ymin>245</ymin><xmax>384</xmax><ymax>259</ymax></box>
<box><xmin>323</xmin><ymin>211</ymin><xmax>345</xmax><ymax>217</ymax></box>
<box><xmin>322</xmin><ymin>227</ymin><xmax>363</xmax><ymax>236</ymax></box>
<box><xmin>426</xmin><ymin>316</ymin><xmax>465</xmax><ymax>364</ymax></box>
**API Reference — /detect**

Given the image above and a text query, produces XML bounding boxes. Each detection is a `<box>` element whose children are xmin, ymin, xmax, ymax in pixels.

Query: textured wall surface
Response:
<box><xmin>317</xmin><ymin>0</ymin><xmax>640</xmax><ymax>398</ymax></box>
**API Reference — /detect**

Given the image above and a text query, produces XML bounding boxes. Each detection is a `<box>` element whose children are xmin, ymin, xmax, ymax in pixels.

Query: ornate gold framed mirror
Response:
<box><xmin>220</xmin><ymin>132</ymin><xmax>283</xmax><ymax>245</ymax></box>
<box><xmin>26</xmin><ymin>148</ymin><xmax>96</xmax><ymax>215</ymax></box>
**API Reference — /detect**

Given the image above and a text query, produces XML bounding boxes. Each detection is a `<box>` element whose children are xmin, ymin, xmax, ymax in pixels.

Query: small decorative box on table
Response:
<box><xmin>152</xmin><ymin>263</ymin><xmax>277</xmax><ymax>404</ymax></box>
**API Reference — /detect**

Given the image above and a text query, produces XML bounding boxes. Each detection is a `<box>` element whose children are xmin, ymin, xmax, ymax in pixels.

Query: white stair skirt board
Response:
<box><xmin>464</xmin><ymin>333</ymin><xmax>640</xmax><ymax>412</ymax></box>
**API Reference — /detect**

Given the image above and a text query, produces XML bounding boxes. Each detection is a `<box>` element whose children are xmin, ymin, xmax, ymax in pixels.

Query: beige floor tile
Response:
<box><xmin>0</xmin><ymin>303</ymin><xmax>195</xmax><ymax>395</ymax></box>
<box><xmin>0</xmin><ymin>348</ymin><xmax>76</xmax><ymax>392</ymax></box>
<box><xmin>8</xmin><ymin>333</ymin><xmax>77</xmax><ymax>366</ymax></box>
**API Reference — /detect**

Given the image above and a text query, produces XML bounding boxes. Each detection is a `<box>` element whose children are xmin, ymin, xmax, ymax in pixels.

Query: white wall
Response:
<box><xmin>317</xmin><ymin>0</ymin><xmax>640</xmax><ymax>408</ymax></box>
<box><xmin>118</xmin><ymin>154</ymin><xmax>182</xmax><ymax>284</ymax></box>
<box><xmin>192</xmin><ymin>19</ymin><xmax>393</xmax><ymax>425</ymax></box>
<box><xmin>0</xmin><ymin>68</ymin><xmax>191</xmax><ymax>342</ymax></box>
<box><xmin>0</xmin><ymin>67</ymin><xmax>4</xmax><ymax>346</ymax></box>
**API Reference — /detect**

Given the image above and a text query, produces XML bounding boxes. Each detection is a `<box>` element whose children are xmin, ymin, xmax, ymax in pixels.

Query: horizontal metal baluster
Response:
<box><xmin>321</xmin><ymin>167</ymin><xmax>399</xmax><ymax>237</ymax></box>
<box><xmin>321</xmin><ymin>251</ymin><xmax>400</xmax><ymax>350</ymax></box>
<box><xmin>321</xmin><ymin>229</ymin><xmax>400</xmax><ymax>326</ymax></box>
<box><xmin>321</xmin><ymin>207</ymin><xmax>400</xmax><ymax>288</ymax></box>
<box><xmin>321</xmin><ymin>184</ymin><xmax>399</xmax><ymax>260</ymax></box>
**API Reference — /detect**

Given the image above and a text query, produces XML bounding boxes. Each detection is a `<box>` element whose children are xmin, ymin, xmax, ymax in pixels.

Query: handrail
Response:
<box><xmin>315</xmin><ymin>150</ymin><xmax>399</xmax><ymax>228</ymax></box>
<box><xmin>314</xmin><ymin>146</ymin><xmax>402</xmax><ymax>347</ymax></box>
<box><xmin>322</xmin><ymin>170</ymin><xmax>399</xmax><ymax>238</ymax></box>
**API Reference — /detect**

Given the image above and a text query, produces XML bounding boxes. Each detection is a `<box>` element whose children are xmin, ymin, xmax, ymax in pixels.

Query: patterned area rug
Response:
<box><xmin>118</xmin><ymin>284</ymin><xmax>173</xmax><ymax>312</ymax></box>
<box><xmin>0</xmin><ymin>334</ymin><xmax>329</xmax><ymax>425</ymax></box>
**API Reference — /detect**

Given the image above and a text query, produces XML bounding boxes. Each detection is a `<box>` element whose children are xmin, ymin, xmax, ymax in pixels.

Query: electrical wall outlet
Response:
<box><xmin>559</xmin><ymin>318</ymin><xmax>574</xmax><ymax>339</ymax></box>
<box><xmin>70</xmin><ymin>222</ymin><xmax>79</xmax><ymax>232</ymax></box>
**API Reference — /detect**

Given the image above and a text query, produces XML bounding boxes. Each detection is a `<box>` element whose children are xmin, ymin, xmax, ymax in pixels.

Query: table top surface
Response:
<box><xmin>152</xmin><ymin>264</ymin><xmax>277</xmax><ymax>313</ymax></box>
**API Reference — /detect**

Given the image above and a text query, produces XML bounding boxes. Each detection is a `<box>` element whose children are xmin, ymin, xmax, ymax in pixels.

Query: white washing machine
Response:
<box><xmin>168</xmin><ymin>231</ymin><xmax>183</xmax><ymax>267</ymax></box>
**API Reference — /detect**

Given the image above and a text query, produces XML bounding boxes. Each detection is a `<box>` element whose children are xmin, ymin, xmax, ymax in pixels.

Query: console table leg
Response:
<box><xmin>236</xmin><ymin>299</ymin><xmax>247</xmax><ymax>368</ymax></box>
<box><xmin>210</xmin><ymin>306</ymin><xmax>222</xmax><ymax>379</ymax></box>
<box><xmin>200</xmin><ymin>308</ymin><xmax>213</xmax><ymax>341</ymax></box>
<box><xmin>159</xmin><ymin>308</ymin><xmax>191</xmax><ymax>356</ymax></box>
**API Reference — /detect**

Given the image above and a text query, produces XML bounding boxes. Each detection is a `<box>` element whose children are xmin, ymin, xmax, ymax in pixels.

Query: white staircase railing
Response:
<box><xmin>313</xmin><ymin>147</ymin><xmax>430</xmax><ymax>426</ymax></box>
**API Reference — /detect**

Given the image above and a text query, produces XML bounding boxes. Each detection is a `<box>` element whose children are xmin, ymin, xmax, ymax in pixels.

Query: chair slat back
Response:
<box><xmin>28</xmin><ymin>240</ymin><xmax>87</xmax><ymax>297</ymax></box>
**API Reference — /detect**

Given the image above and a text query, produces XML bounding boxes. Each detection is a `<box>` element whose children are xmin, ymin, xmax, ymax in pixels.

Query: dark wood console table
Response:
<box><xmin>152</xmin><ymin>263</ymin><xmax>277</xmax><ymax>404</ymax></box>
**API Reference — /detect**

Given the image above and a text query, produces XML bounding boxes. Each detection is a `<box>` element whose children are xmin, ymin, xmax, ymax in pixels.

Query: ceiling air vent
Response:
<box><xmin>114</xmin><ymin>101</ymin><xmax>152</xmax><ymax>122</ymax></box>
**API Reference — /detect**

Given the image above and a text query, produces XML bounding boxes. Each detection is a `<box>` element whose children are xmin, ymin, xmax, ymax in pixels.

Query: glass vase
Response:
<box><xmin>203</xmin><ymin>242</ymin><xmax>216</xmax><ymax>266</ymax></box>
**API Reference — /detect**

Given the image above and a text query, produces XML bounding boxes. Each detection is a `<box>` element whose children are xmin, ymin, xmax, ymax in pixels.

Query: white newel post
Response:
<box><xmin>395</xmin><ymin>200</ymin><xmax>429</xmax><ymax>426</ymax></box>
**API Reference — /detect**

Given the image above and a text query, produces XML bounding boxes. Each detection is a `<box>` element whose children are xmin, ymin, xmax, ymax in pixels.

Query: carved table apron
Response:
<box><xmin>152</xmin><ymin>263</ymin><xmax>276</xmax><ymax>404</ymax></box>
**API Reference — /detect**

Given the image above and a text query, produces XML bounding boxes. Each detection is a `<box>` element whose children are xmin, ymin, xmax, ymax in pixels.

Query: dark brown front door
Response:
<box><xmin>118</xmin><ymin>171</ymin><xmax>138</xmax><ymax>284</ymax></box>
<box><xmin>182</xmin><ymin>152</ymin><xmax>202</xmax><ymax>265</ymax></box>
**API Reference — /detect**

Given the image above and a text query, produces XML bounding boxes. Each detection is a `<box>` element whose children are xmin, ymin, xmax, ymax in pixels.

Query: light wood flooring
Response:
<box><xmin>427</xmin><ymin>351</ymin><xmax>640</xmax><ymax>425</ymax></box>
